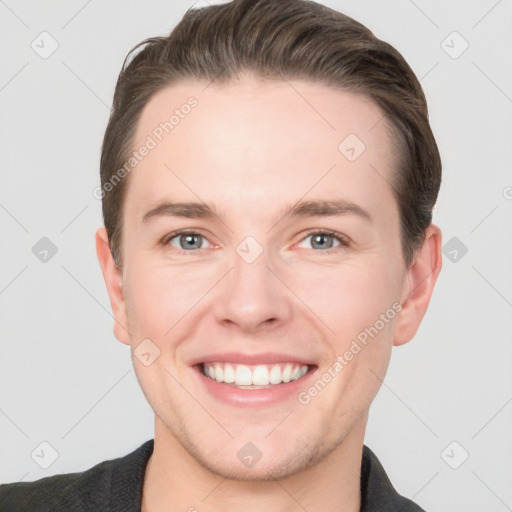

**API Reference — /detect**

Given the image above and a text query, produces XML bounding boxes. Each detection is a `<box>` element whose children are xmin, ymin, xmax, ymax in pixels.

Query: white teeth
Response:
<box><xmin>290</xmin><ymin>366</ymin><xmax>301</xmax><ymax>381</ymax></box>
<box><xmin>202</xmin><ymin>362</ymin><xmax>310</xmax><ymax>386</ymax></box>
<box><xmin>214</xmin><ymin>363</ymin><xmax>223</xmax><ymax>382</ymax></box>
<box><xmin>223</xmin><ymin>364</ymin><xmax>235</xmax><ymax>383</ymax></box>
<box><xmin>269</xmin><ymin>365</ymin><xmax>282</xmax><ymax>385</ymax></box>
<box><xmin>282</xmin><ymin>364</ymin><xmax>292</xmax><ymax>383</ymax></box>
<box><xmin>252</xmin><ymin>365</ymin><xmax>270</xmax><ymax>385</ymax></box>
<box><xmin>235</xmin><ymin>365</ymin><xmax>253</xmax><ymax>386</ymax></box>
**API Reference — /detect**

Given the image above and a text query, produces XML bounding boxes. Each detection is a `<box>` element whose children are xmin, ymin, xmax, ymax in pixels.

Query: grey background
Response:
<box><xmin>1</xmin><ymin>0</ymin><xmax>511</xmax><ymax>510</ymax></box>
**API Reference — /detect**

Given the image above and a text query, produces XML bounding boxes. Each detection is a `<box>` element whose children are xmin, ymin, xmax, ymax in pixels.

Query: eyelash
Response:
<box><xmin>160</xmin><ymin>229</ymin><xmax>351</xmax><ymax>255</ymax></box>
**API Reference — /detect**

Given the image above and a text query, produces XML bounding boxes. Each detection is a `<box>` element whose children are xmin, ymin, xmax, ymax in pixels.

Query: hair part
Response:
<box><xmin>100</xmin><ymin>0</ymin><xmax>441</xmax><ymax>269</ymax></box>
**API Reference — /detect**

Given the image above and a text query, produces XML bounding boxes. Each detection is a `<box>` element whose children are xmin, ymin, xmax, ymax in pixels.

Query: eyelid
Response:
<box><xmin>297</xmin><ymin>229</ymin><xmax>351</xmax><ymax>251</ymax></box>
<box><xmin>160</xmin><ymin>229</ymin><xmax>216</xmax><ymax>250</ymax></box>
<box><xmin>160</xmin><ymin>228</ymin><xmax>351</xmax><ymax>252</ymax></box>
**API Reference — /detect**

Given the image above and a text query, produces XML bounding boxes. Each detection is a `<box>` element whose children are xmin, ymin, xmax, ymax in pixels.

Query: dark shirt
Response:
<box><xmin>0</xmin><ymin>440</ymin><xmax>426</xmax><ymax>511</ymax></box>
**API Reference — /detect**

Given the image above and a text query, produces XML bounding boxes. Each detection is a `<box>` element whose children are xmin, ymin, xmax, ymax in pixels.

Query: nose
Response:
<box><xmin>211</xmin><ymin>245</ymin><xmax>293</xmax><ymax>335</ymax></box>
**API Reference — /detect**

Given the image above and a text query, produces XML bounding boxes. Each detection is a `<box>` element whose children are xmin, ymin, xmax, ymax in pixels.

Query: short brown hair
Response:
<box><xmin>100</xmin><ymin>0</ymin><xmax>441</xmax><ymax>268</ymax></box>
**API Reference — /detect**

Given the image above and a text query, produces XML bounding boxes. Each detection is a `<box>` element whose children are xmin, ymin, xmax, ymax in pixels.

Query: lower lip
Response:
<box><xmin>194</xmin><ymin>365</ymin><xmax>317</xmax><ymax>407</ymax></box>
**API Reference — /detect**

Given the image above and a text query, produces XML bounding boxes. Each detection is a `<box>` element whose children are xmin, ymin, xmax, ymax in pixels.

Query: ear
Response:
<box><xmin>95</xmin><ymin>226</ymin><xmax>130</xmax><ymax>345</ymax></box>
<box><xmin>394</xmin><ymin>224</ymin><xmax>442</xmax><ymax>346</ymax></box>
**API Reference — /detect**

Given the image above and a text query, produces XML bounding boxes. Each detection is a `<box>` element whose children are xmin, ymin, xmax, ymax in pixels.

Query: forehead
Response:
<box><xmin>125</xmin><ymin>78</ymin><xmax>398</xmax><ymax>223</ymax></box>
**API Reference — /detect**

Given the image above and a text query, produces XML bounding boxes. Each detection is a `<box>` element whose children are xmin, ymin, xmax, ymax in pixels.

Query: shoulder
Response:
<box><xmin>0</xmin><ymin>465</ymin><xmax>106</xmax><ymax>512</ymax></box>
<box><xmin>361</xmin><ymin>445</ymin><xmax>427</xmax><ymax>512</ymax></box>
<box><xmin>0</xmin><ymin>439</ymin><xmax>154</xmax><ymax>512</ymax></box>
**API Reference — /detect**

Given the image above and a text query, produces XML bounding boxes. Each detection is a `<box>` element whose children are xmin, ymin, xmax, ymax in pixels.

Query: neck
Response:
<box><xmin>141</xmin><ymin>416</ymin><xmax>366</xmax><ymax>512</ymax></box>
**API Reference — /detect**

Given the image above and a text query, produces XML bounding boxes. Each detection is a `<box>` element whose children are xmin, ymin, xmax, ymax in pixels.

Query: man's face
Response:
<box><xmin>112</xmin><ymin>77</ymin><xmax>411</xmax><ymax>479</ymax></box>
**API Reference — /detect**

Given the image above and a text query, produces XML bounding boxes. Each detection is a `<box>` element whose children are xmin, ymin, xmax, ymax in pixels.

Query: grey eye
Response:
<box><xmin>169</xmin><ymin>233</ymin><xmax>206</xmax><ymax>250</ymax></box>
<box><xmin>298</xmin><ymin>233</ymin><xmax>341</xmax><ymax>250</ymax></box>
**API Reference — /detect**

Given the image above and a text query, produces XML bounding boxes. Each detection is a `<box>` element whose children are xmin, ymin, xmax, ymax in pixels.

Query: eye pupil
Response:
<box><xmin>169</xmin><ymin>231</ymin><xmax>343</xmax><ymax>253</ymax></box>
<box><xmin>181</xmin><ymin>234</ymin><xmax>202</xmax><ymax>250</ymax></box>
<box><xmin>311</xmin><ymin>234</ymin><xmax>333</xmax><ymax>250</ymax></box>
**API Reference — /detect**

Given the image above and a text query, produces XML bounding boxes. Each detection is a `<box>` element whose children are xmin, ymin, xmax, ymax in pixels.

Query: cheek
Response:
<box><xmin>124</xmin><ymin>260</ymin><xmax>214</xmax><ymax>338</ymax></box>
<box><xmin>286</xmin><ymin>258</ymin><xmax>401</xmax><ymax>342</ymax></box>
<box><xmin>123</xmin><ymin>244</ymin><xmax>403</xmax><ymax>347</ymax></box>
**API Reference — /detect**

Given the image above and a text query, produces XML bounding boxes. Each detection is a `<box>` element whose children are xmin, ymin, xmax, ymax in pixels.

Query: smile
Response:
<box><xmin>202</xmin><ymin>362</ymin><xmax>310</xmax><ymax>388</ymax></box>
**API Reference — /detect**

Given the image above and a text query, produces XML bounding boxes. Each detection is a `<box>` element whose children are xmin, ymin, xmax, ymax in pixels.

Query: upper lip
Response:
<box><xmin>190</xmin><ymin>352</ymin><xmax>316</xmax><ymax>366</ymax></box>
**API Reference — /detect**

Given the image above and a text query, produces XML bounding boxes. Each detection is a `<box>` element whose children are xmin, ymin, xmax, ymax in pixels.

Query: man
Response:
<box><xmin>0</xmin><ymin>0</ymin><xmax>442</xmax><ymax>510</ymax></box>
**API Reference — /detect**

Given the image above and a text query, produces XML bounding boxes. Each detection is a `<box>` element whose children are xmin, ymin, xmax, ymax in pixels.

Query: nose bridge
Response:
<box><xmin>212</xmin><ymin>237</ymin><xmax>292</xmax><ymax>331</ymax></box>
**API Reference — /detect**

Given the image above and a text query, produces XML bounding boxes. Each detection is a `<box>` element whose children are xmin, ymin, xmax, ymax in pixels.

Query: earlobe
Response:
<box><xmin>393</xmin><ymin>224</ymin><xmax>443</xmax><ymax>346</ymax></box>
<box><xmin>95</xmin><ymin>227</ymin><xmax>131</xmax><ymax>345</ymax></box>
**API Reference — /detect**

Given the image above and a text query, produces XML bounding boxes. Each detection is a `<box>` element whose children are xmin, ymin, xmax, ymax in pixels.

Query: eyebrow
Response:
<box><xmin>142</xmin><ymin>198</ymin><xmax>372</xmax><ymax>225</ymax></box>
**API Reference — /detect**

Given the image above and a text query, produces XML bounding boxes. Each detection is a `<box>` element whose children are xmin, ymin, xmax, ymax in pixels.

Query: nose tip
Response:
<box><xmin>211</xmin><ymin>249</ymin><xmax>293</xmax><ymax>334</ymax></box>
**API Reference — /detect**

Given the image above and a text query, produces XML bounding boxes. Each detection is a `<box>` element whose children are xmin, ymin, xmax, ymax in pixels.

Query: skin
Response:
<box><xmin>96</xmin><ymin>75</ymin><xmax>442</xmax><ymax>512</ymax></box>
